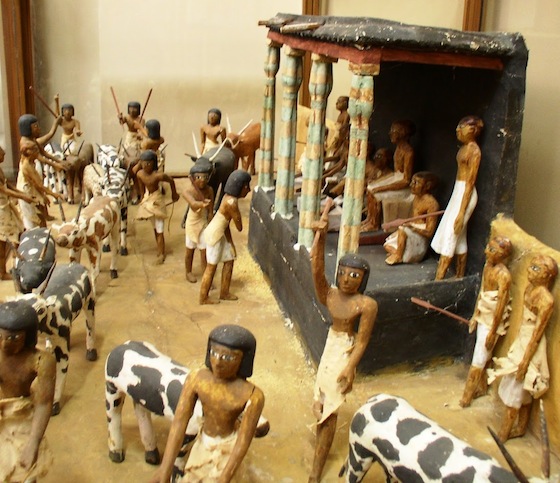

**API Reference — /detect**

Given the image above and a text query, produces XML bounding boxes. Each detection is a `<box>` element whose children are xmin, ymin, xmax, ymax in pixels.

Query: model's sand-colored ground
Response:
<box><xmin>1</xmin><ymin>179</ymin><xmax>556</xmax><ymax>482</ymax></box>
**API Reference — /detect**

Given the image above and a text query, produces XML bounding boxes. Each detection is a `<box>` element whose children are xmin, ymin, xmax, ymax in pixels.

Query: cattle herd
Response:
<box><xmin>1</xmin><ymin>129</ymin><xmax>555</xmax><ymax>481</ymax></box>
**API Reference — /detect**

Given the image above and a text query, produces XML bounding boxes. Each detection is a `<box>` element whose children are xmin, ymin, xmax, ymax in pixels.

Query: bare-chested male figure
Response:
<box><xmin>200</xmin><ymin>108</ymin><xmax>226</xmax><ymax>155</ymax></box>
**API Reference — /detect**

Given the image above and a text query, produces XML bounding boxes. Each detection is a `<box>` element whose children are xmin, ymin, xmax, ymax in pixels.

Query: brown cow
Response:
<box><xmin>227</xmin><ymin>122</ymin><xmax>260</xmax><ymax>174</ymax></box>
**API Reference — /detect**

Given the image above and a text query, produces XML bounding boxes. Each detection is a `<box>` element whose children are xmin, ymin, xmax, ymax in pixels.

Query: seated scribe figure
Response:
<box><xmin>383</xmin><ymin>171</ymin><xmax>439</xmax><ymax>265</ymax></box>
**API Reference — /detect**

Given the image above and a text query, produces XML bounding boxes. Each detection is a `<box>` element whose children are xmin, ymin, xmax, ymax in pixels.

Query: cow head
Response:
<box><xmin>53</xmin><ymin>202</ymin><xmax>86</xmax><ymax>248</ymax></box>
<box><xmin>13</xmin><ymin>228</ymin><xmax>56</xmax><ymax>294</ymax></box>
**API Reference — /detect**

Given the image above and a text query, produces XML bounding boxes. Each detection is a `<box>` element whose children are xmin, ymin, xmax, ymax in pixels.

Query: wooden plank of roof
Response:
<box><xmin>268</xmin><ymin>30</ymin><xmax>503</xmax><ymax>71</ymax></box>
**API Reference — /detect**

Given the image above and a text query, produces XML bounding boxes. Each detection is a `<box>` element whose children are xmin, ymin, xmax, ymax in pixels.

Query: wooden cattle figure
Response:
<box><xmin>64</xmin><ymin>142</ymin><xmax>94</xmax><ymax>204</ymax></box>
<box><xmin>105</xmin><ymin>340</ymin><xmax>270</xmax><ymax>474</ymax></box>
<box><xmin>54</xmin><ymin>196</ymin><xmax>120</xmax><ymax>283</ymax></box>
<box><xmin>12</xmin><ymin>263</ymin><xmax>97</xmax><ymax>416</ymax></box>
<box><xmin>82</xmin><ymin>163</ymin><xmax>104</xmax><ymax>204</ymax></box>
<box><xmin>12</xmin><ymin>227</ymin><xmax>56</xmax><ymax>293</ymax></box>
<box><xmin>342</xmin><ymin>393</ymin><xmax>518</xmax><ymax>483</ymax></box>
<box><xmin>227</xmin><ymin>121</ymin><xmax>260</xmax><ymax>174</ymax></box>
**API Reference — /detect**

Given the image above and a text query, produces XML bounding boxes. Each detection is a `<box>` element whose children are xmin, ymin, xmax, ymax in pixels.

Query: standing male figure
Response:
<box><xmin>431</xmin><ymin>115</ymin><xmax>483</xmax><ymax>279</ymax></box>
<box><xmin>200</xmin><ymin>108</ymin><xmax>226</xmax><ymax>155</ymax></box>
<box><xmin>488</xmin><ymin>254</ymin><xmax>557</xmax><ymax>441</ymax></box>
<box><xmin>309</xmin><ymin>213</ymin><xmax>377</xmax><ymax>482</ymax></box>
<box><xmin>460</xmin><ymin>236</ymin><xmax>513</xmax><ymax>407</ymax></box>
<box><xmin>135</xmin><ymin>150</ymin><xmax>179</xmax><ymax>264</ymax></box>
<box><xmin>199</xmin><ymin>170</ymin><xmax>251</xmax><ymax>305</ymax></box>
<box><xmin>182</xmin><ymin>158</ymin><xmax>214</xmax><ymax>283</ymax></box>
<box><xmin>60</xmin><ymin>103</ymin><xmax>82</xmax><ymax>153</ymax></box>
<box><xmin>151</xmin><ymin>324</ymin><xmax>264</xmax><ymax>483</ymax></box>
<box><xmin>0</xmin><ymin>301</ymin><xmax>56</xmax><ymax>482</ymax></box>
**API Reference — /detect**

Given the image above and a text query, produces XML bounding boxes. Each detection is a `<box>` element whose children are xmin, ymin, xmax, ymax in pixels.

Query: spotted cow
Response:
<box><xmin>53</xmin><ymin>195</ymin><xmax>120</xmax><ymax>284</ymax></box>
<box><xmin>342</xmin><ymin>393</ymin><xmax>518</xmax><ymax>483</ymax></box>
<box><xmin>105</xmin><ymin>340</ymin><xmax>270</xmax><ymax>474</ymax></box>
<box><xmin>12</xmin><ymin>262</ymin><xmax>97</xmax><ymax>416</ymax></box>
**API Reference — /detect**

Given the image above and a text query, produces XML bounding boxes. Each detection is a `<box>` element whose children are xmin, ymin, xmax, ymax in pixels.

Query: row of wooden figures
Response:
<box><xmin>1</xmin><ymin>231</ymin><xmax>556</xmax><ymax>482</ymax></box>
<box><xmin>321</xmin><ymin>112</ymin><xmax>484</xmax><ymax>281</ymax></box>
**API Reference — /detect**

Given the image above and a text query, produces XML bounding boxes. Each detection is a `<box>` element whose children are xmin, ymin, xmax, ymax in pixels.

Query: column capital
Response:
<box><xmin>285</xmin><ymin>46</ymin><xmax>306</xmax><ymax>58</ymax></box>
<box><xmin>266</xmin><ymin>39</ymin><xmax>283</xmax><ymax>49</ymax></box>
<box><xmin>349</xmin><ymin>62</ymin><xmax>380</xmax><ymax>76</ymax></box>
<box><xmin>311</xmin><ymin>53</ymin><xmax>338</xmax><ymax>64</ymax></box>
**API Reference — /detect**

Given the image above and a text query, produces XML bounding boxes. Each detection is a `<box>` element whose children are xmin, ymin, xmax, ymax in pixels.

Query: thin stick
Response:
<box><xmin>487</xmin><ymin>426</ymin><xmax>530</xmax><ymax>483</ymax></box>
<box><xmin>110</xmin><ymin>86</ymin><xmax>121</xmax><ymax>118</ymax></box>
<box><xmin>29</xmin><ymin>86</ymin><xmax>57</xmax><ymax>118</ymax></box>
<box><xmin>382</xmin><ymin>210</ymin><xmax>445</xmax><ymax>231</ymax></box>
<box><xmin>140</xmin><ymin>88</ymin><xmax>153</xmax><ymax>121</ymax></box>
<box><xmin>539</xmin><ymin>400</ymin><xmax>550</xmax><ymax>479</ymax></box>
<box><xmin>410</xmin><ymin>297</ymin><xmax>469</xmax><ymax>325</ymax></box>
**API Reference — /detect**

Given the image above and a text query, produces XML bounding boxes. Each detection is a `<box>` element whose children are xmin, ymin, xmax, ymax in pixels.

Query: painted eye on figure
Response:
<box><xmin>349</xmin><ymin>271</ymin><xmax>361</xmax><ymax>279</ymax></box>
<box><xmin>209</xmin><ymin>348</ymin><xmax>236</xmax><ymax>362</ymax></box>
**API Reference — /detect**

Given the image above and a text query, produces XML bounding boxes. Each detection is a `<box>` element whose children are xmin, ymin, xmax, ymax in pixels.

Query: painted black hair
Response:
<box><xmin>18</xmin><ymin>114</ymin><xmax>38</xmax><ymax>137</ymax></box>
<box><xmin>0</xmin><ymin>301</ymin><xmax>39</xmax><ymax>348</ymax></box>
<box><xmin>61</xmin><ymin>103</ymin><xmax>74</xmax><ymax>115</ymax></box>
<box><xmin>146</xmin><ymin>119</ymin><xmax>161</xmax><ymax>140</ymax></box>
<box><xmin>224</xmin><ymin>170</ymin><xmax>251</xmax><ymax>197</ymax></box>
<box><xmin>205</xmin><ymin>324</ymin><xmax>256</xmax><ymax>378</ymax></box>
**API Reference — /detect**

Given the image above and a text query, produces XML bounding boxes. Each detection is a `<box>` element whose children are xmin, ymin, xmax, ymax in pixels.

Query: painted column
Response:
<box><xmin>298</xmin><ymin>54</ymin><xmax>334</xmax><ymax>248</ymax></box>
<box><xmin>258</xmin><ymin>40</ymin><xmax>281</xmax><ymax>190</ymax></box>
<box><xmin>337</xmin><ymin>62</ymin><xmax>379</xmax><ymax>259</ymax></box>
<box><xmin>273</xmin><ymin>47</ymin><xmax>304</xmax><ymax>219</ymax></box>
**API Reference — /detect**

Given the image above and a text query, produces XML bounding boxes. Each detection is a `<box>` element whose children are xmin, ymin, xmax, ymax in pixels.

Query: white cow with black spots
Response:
<box><xmin>105</xmin><ymin>340</ymin><xmax>269</xmax><ymax>477</ymax></box>
<box><xmin>342</xmin><ymin>393</ymin><xmax>518</xmax><ymax>483</ymax></box>
<box><xmin>12</xmin><ymin>228</ymin><xmax>98</xmax><ymax>415</ymax></box>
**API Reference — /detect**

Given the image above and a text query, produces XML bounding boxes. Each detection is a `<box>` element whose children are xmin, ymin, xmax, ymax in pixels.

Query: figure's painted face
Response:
<box><xmin>410</xmin><ymin>176</ymin><xmax>426</xmax><ymax>196</ymax></box>
<box><xmin>240</xmin><ymin>182</ymin><xmax>251</xmax><ymax>199</ymax></box>
<box><xmin>527</xmin><ymin>258</ymin><xmax>550</xmax><ymax>286</ymax></box>
<box><xmin>142</xmin><ymin>159</ymin><xmax>155</xmax><ymax>173</ymax></box>
<box><xmin>389</xmin><ymin>124</ymin><xmax>404</xmax><ymax>144</ymax></box>
<box><xmin>62</xmin><ymin>107</ymin><xmax>73</xmax><ymax>119</ymax></box>
<box><xmin>456</xmin><ymin>123</ymin><xmax>475</xmax><ymax>143</ymax></box>
<box><xmin>337</xmin><ymin>265</ymin><xmax>365</xmax><ymax>294</ymax></box>
<box><xmin>128</xmin><ymin>105</ymin><xmax>139</xmax><ymax>117</ymax></box>
<box><xmin>192</xmin><ymin>173</ymin><xmax>210</xmax><ymax>189</ymax></box>
<box><xmin>208</xmin><ymin>112</ymin><xmax>220</xmax><ymax>126</ymax></box>
<box><xmin>209</xmin><ymin>342</ymin><xmax>243</xmax><ymax>380</ymax></box>
<box><xmin>0</xmin><ymin>329</ymin><xmax>26</xmax><ymax>355</ymax></box>
<box><xmin>31</xmin><ymin>122</ymin><xmax>41</xmax><ymax>139</ymax></box>
<box><xmin>485</xmin><ymin>239</ymin><xmax>508</xmax><ymax>264</ymax></box>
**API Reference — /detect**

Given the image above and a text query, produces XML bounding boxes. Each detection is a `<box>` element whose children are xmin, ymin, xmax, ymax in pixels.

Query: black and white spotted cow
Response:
<box><xmin>13</xmin><ymin>262</ymin><xmax>97</xmax><ymax>416</ymax></box>
<box><xmin>105</xmin><ymin>340</ymin><xmax>270</xmax><ymax>472</ymax></box>
<box><xmin>12</xmin><ymin>227</ymin><xmax>56</xmax><ymax>293</ymax></box>
<box><xmin>342</xmin><ymin>393</ymin><xmax>518</xmax><ymax>483</ymax></box>
<box><xmin>97</xmin><ymin>144</ymin><xmax>122</xmax><ymax>168</ymax></box>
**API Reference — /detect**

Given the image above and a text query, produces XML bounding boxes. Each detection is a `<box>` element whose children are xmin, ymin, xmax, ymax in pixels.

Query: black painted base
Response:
<box><xmin>248</xmin><ymin>189</ymin><xmax>479</xmax><ymax>374</ymax></box>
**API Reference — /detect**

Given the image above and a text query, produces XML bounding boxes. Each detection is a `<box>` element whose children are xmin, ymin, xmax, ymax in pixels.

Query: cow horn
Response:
<box><xmin>208</xmin><ymin>139</ymin><xmax>228</xmax><ymax>162</ymax></box>
<box><xmin>106</xmin><ymin>164</ymin><xmax>111</xmax><ymax>184</ymax></box>
<box><xmin>6</xmin><ymin>240</ymin><xmax>25</xmax><ymax>262</ymax></box>
<box><xmin>227</xmin><ymin>115</ymin><xmax>232</xmax><ymax>133</ymax></box>
<box><xmin>117</xmin><ymin>138</ymin><xmax>122</xmax><ymax>155</ymax></box>
<box><xmin>74</xmin><ymin>201</ymin><xmax>83</xmax><ymax>222</ymax></box>
<box><xmin>96</xmin><ymin>143</ymin><xmax>109</xmax><ymax>155</ymax></box>
<box><xmin>237</xmin><ymin>119</ymin><xmax>253</xmax><ymax>136</ymax></box>
<box><xmin>58</xmin><ymin>200</ymin><xmax>66</xmax><ymax>222</ymax></box>
<box><xmin>38</xmin><ymin>228</ymin><xmax>52</xmax><ymax>262</ymax></box>
<box><xmin>34</xmin><ymin>261</ymin><xmax>57</xmax><ymax>296</ymax></box>
<box><xmin>487</xmin><ymin>426</ymin><xmax>530</xmax><ymax>483</ymax></box>
<box><xmin>192</xmin><ymin>132</ymin><xmax>201</xmax><ymax>158</ymax></box>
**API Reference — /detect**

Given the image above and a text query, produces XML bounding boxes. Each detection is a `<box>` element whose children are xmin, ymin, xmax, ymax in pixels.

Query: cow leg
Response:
<box><xmin>110</xmin><ymin>217</ymin><xmax>120</xmax><ymax>278</ymax></box>
<box><xmin>84</xmin><ymin>291</ymin><xmax>97</xmax><ymax>361</ymax></box>
<box><xmin>345</xmin><ymin>440</ymin><xmax>377</xmax><ymax>483</ymax></box>
<box><xmin>133</xmin><ymin>402</ymin><xmax>160</xmax><ymax>465</ymax></box>
<box><xmin>51</xmin><ymin>335</ymin><xmax>71</xmax><ymax>416</ymax></box>
<box><xmin>106</xmin><ymin>381</ymin><xmax>126</xmax><ymax>463</ymax></box>
<box><xmin>119</xmin><ymin>206</ymin><xmax>128</xmax><ymax>256</ymax></box>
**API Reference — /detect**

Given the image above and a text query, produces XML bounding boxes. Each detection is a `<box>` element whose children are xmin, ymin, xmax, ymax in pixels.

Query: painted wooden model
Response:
<box><xmin>182</xmin><ymin>158</ymin><xmax>214</xmax><ymax>283</ymax></box>
<box><xmin>0</xmin><ymin>146</ymin><xmax>32</xmax><ymax>280</ymax></box>
<box><xmin>488</xmin><ymin>254</ymin><xmax>558</xmax><ymax>441</ymax></box>
<box><xmin>150</xmin><ymin>324</ymin><xmax>265</xmax><ymax>483</ymax></box>
<box><xmin>60</xmin><ymin>103</ymin><xmax>82</xmax><ymax>153</ymax></box>
<box><xmin>309</xmin><ymin>202</ymin><xmax>378</xmax><ymax>483</ymax></box>
<box><xmin>341</xmin><ymin>393</ymin><xmax>518</xmax><ymax>482</ymax></box>
<box><xmin>431</xmin><ymin>115</ymin><xmax>483</xmax><ymax>280</ymax></box>
<box><xmin>199</xmin><ymin>170</ymin><xmax>251</xmax><ymax>304</ymax></box>
<box><xmin>105</xmin><ymin>340</ymin><xmax>270</xmax><ymax>474</ymax></box>
<box><xmin>12</xmin><ymin>227</ymin><xmax>97</xmax><ymax>415</ymax></box>
<box><xmin>226</xmin><ymin>121</ymin><xmax>261</xmax><ymax>174</ymax></box>
<box><xmin>200</xmin><ymin>108</ymin><xmax>226</xmax><ymax>154</ymax></box>
<box><xmin>383</xmin><ymin>171</ymin><xmax>440</xmax><ymax>265</ymax></box>
<box><xmin>460</xmin><ymin>236</ymin><xmax>512</xmax><ymax>408</ymax></box>
<box><xmin>361</xmin><ymin>120</ymin><xmax>415</xmax><ymax>232</ymax></box>
<box><xmin>135</xmin><ymin>150</ymin><xmax>179</xmax><ymax>264</ymax></box>
<box><xmin>0</xmin><ymin>301</ymin><xmax>56</xmax><ymax>481</ymax></box>
<box><xmin>54</xmin><ymin>195</ymin><xmax>120</xmax><ymax>281</ymax></box>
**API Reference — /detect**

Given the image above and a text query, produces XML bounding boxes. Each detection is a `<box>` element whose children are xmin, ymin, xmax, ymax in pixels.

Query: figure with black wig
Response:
<box><xmin>198</xmin><ymin>170</ymin><xmax>251</xmax><ymax>304</ymax></box>
<box><xmin>150</xmin><ymin>324</ymin><xmax>264</xmax><ymax>483</ymax></box>
<box><xmin>135</xmin><ymin>150</ymin><xmax>179</xmax><ymax>264</ymax></box>
<box><xmin>60</xmin><ymin>103</ymin><xmax>82</xmax><ymax>154</ymax></box>
<box><xmin>0</xmin><ymin>301</ymin><xmax>56</xmax><ymax>482</ymax></box>
<box><xmin>309</xmin><ymin>214</ymin><xmax>378</xmax><ymax>482</ymax></box>
<box><xmin>200</xmin><ymin>108</ymin><xmax>226</xmax><ymax>155</ymax></box>
<box><xmin>119</xmin><ymin>100</ymin><xmax>145</xmax><ymax>154</ymax></box>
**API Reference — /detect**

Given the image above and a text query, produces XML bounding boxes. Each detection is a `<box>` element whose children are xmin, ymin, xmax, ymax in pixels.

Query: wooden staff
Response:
<box><xmin>29</xmin><ymin>86</ymin><xmax>57</xmax><ymax>118</ymax></box>
<box><xmin>382</xmin><ymin>210</ymin><xmax>445</xmax><ymax>232</ymax></box>
<box><xmin>410</xmin><ymin>297</ymin><xmax>469</xmax><ymax>325</ymax></box>
<box><xmin>110</xmin><ymin>86</ymin><xmax>121</xmax><ymax>118</ymax></box>
<box><xmin>139</xmin><ymin>88</ymin><xmax>153</xmax><ymax>121</ymax></box>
